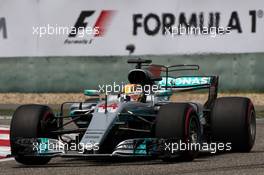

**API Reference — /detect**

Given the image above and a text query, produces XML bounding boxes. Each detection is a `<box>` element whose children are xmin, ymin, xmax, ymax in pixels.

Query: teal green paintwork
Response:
<box><xmin>155</xmin><ymin>89</ymin><xmax>173</xmax><ymax>96</ymax></box>
<box><xmin>38</xmin><ymin>138</ymin><xmax>49</xmax><ymax>154</ymax></box>
<box><xmin>84</xmin><ymin>89</ymin><xmax>99</xmax><ymax>96</ymax></box>
<box><xmin>134</xmin><ymin>143</ymin><xmax>147</xmax><ymax>155</ymax></box>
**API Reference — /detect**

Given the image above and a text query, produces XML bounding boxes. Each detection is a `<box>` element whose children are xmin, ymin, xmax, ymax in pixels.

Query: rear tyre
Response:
<box><xmin>155</xmin><ymin>103</ymin><xmax>201</xmax><ymax>162</ymax></box>
<box><xmin>10</xmin><ymin>104</ymin><xmax>57</xmax><ymax>165</ymax></box>
<box><xmin>211</xmin><ymin>97</ymin><xmax>256</xmax><ymax>152</ymax></box>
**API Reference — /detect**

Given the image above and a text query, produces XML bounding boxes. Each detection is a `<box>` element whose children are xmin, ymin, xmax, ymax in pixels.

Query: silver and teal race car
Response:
<box><xmin>10</xmin><ymin>59</ymin><xmax>256</xmax><ymax>165</ymax></box>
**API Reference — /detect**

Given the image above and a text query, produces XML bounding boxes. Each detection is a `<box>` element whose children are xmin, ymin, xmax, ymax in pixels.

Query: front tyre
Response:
<box><xmin>155</xmin><ymin>103</ymin><xmax>201</xmax><ymax>161</ymax></box>
<box><xmin>10</xmin><ymin>104</ymin><xmax>57</xmax><ymax>165</ymax></box>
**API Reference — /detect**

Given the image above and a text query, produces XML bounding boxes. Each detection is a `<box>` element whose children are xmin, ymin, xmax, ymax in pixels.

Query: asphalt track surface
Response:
<box><xmin>0</xmin><ymin>120</ymin><xmax>264</xmax><ymax>175</ymax></box>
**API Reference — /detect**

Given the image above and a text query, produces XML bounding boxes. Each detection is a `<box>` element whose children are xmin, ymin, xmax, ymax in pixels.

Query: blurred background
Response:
<box><xmin>0</xmin><ymin>0</ymin><xmax>263</xmax><ymax>106</ymax></box>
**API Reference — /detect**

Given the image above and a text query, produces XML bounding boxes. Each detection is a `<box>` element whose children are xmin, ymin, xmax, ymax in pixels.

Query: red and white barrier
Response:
<box><xmin>0</xmin><ymin>127</ymin><xmax>10</xmax><ymax>159</ymax></box>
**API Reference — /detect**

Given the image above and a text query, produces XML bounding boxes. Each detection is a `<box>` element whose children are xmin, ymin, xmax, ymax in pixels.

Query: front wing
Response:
<box><xmin>11</xmin><ymin>137</ymin><xmax>181</xmax><ymax>160</ymax></box>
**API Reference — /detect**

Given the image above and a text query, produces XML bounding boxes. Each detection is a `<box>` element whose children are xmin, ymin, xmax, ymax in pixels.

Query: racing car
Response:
<box><xmin>10</xmin><ymin>58</ymin><xmax>256</xmax><ymax>165</ymax></box>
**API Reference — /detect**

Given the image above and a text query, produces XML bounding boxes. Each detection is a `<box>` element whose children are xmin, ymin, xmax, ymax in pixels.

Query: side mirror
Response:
<box><xmin>84</xmin><ymin>89</ymin><xmax>100</xmax><ymax>96</ymax></box>
<box><xmin>155</xmin><ymin>89</ymin><xmax>173</xmax><ymax>97</ymax></box>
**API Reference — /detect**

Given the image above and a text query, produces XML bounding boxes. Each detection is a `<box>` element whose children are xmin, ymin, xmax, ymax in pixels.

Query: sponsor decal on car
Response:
<box><xmin>97</xmin><ymin>103</ymin><xmax>119</xmax><ymax>113</ymax></box>
<box><xmin>159</xmin><ymin>76</ymin><xmax>211</xmax><ymax>87</ymax></box>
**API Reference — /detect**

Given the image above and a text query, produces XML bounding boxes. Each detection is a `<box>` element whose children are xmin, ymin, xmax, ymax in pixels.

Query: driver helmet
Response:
<box><xmin>123</xmin><ymin>84</ymin><xmax>142</xmax><ymax>101</ymax></box>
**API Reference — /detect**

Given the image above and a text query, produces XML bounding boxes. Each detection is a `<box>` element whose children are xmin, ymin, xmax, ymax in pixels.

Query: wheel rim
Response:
<box><xmin>189</xmin><ymin>116</ymin><xmax>199</xmax><ymax>144</ymax></box>
<box><xmin>249</xmin><ymin>110</ymin><xmax>256</xmax><ymax>142</ymax></box>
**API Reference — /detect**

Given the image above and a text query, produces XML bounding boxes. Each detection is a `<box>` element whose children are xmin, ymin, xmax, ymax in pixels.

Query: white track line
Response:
<box><xmin>0</xmin><ymin>157</ymin><xmax>14</xmax><ymax>162</ymax></box>
<box><xmin>0</xmin><ymin>116</ymin><xmax>12</xmax><ymax>120</ymax></box>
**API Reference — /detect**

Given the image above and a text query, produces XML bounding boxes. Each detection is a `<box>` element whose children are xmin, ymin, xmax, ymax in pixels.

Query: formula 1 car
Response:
<box><xmin>10</xmin><ymin>58</ymin><xmax>256</xmax><ymax>165</ymax></box>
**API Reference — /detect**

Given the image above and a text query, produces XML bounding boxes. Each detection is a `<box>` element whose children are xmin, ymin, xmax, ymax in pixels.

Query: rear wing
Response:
<box><xmin>148</xmin><ymin>64</ymin><xmax>219</xmax><ymax>108</ymax></box>
<box><xmin>158</xmin><ymin>75</ymin><xmax>219</xmax><ymax>109</ymax></box>
<box><xmin>147</xmin><ymin>64</ymin><xmax>217</xmax><ymax>89</ymax></box>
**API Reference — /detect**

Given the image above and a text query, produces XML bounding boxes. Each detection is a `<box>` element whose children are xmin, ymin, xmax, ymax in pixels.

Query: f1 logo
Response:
<box><xmin>69</xmin><ymin>10</ymin><xmax>115</xmax><ymax>38</ymax></box>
